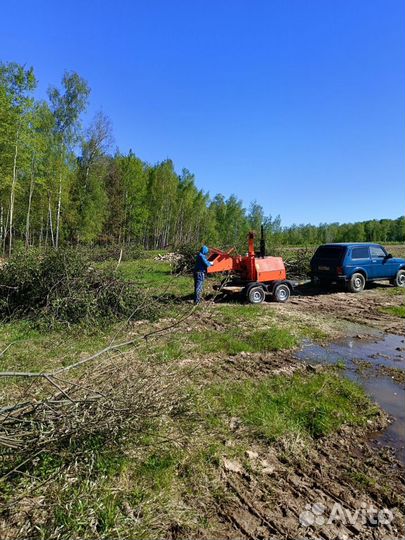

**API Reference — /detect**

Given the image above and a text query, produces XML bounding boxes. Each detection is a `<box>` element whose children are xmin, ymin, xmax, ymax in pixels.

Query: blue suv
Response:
<box><xmin>310</xmin><ymin>243</ymin><xmax>405</xmax><ymax>292</ymax></box>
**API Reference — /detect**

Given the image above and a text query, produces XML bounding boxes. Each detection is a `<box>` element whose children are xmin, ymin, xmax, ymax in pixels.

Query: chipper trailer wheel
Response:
<box><xmin>273</xmin><ymin>283</ymin><xmax>290</xmax><ymax>303</ymax></box>
<box><xmin>247</xmin><ymin>285</ymin><xmax>266</xmax><ymax>304</ymax></box>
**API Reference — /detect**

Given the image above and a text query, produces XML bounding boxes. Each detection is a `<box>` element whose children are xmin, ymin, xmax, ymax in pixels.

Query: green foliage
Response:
<box><xmin>205</xmin><ymin>371</ymin><xmax>376</xmax><ymax>441</ymax></box>
<box><xmin>48</xmin><ymin>71</ymin><xmax>90</xmax><ymax>142</ymax></box>
<box><xmin>208</xmin><ymin>194</ymin><xmax>249</xmax><ymax>250</ymax></box>
<box><xmin>172</xmin><ymin>244</ymin><xmax>198</xmax><ymax>274</ymax></box>
<box><xmin>277</xmin><ymin>217</ymin><xmax>405</xmax><ymax>246</ymax></box>
<box><xmin>272</xmin><ymin>246</ymin><xmax>312</xmax><ymax>279</ymax></box>
<box><xmin>0</xmin><ymin>248</ymin><xmax>156</xmax><ymax>325</ymax></box>
<box><xmin>68</xmin><ymin>115</ymin><xmax>111</xmax><ymax>243</ymax></box>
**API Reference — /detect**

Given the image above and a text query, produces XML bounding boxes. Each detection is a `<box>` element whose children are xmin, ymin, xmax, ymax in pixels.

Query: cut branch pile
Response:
<box><xmin>0</xmin><ymin>267</ymin><xmax>226</xmax><ymax>482</ymax></box>
<box><xmin>278</xmin><ymin>247</ymin><xmax>313</xmax><ymax>280</ymax></box>
<box><xmin>0</xmin><ymin>347</ymin><xmax>186</xmax><ymax>478</ymax></box>
<box><xmin>153</xmin><ymin>252</ymin><xmax>182</xmax><ymax>264</ymax></box>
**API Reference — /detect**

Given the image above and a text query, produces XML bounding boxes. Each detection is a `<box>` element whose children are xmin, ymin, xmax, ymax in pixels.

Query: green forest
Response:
<box><xmin>1</xmin><ymin>61</ymin><xmax>404</xmax><ymax>255</ymax></box>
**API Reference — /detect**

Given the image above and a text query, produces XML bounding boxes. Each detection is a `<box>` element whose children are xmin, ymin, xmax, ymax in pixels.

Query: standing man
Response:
<box><xmin>193</xmin><ymin>245</ymin><xmax>213</xmax><ymax>304</ymax></box>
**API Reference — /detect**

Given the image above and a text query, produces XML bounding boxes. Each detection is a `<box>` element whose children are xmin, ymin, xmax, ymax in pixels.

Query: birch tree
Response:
<box><xmin>0</xmin><ymin>62</ymin><xmax>36</xmax><ymax>254</ymax></box>
<box><xmin>48</xmin><ymin>72</ymin><xmax>90</xmax><ymax>248</ymax></box>
<box><xmin>24</xmin><ymin>102</ymin><xmax>55</xmax><ymax>247</ymax></box>
<box><xmin>69</xmin><ymin>112</ymin><xmax>113</xmax><ymax>242</ymax></box>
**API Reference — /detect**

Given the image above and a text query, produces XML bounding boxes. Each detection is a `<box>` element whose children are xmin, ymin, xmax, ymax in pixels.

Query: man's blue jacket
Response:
<box><xmin>194</xmin><ymin>246</ymin><xmax>213</xmax><ymax>273</ymax></box>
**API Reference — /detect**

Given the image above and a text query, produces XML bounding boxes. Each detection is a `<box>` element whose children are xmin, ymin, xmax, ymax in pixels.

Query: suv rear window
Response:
<box><xmin>351</xmin><ymin>247</ymin><xmax>369</xmax><ymax>259</ymax></box>
<box><xmin>314</xmin><ymin>246</ymin><xmax>346</xmax><ymax>260</ymax></box>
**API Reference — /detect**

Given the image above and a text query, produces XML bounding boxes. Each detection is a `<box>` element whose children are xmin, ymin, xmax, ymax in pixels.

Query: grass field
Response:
<box><xmin>0</xmin><ymin>253</ymin><xmax>328</xmax><ymax>376</ymax></box>
<box><xmin>0</xmin><ymin>251</ymin><xmax>403</xmax><ymax>539</ymax></box>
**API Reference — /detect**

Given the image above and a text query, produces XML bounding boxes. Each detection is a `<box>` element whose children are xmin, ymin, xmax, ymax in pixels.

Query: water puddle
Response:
<box><xmin>296</xmin><ymin>332</ymin><xmax>405</xmax><ymax>463</ymax></box>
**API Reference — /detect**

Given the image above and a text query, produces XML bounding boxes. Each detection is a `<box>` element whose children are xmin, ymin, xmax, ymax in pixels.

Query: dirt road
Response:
<box><xmin>280</xmin><ymin>282</ymin><xmax>404</xmax><ymax>336</ymax></box>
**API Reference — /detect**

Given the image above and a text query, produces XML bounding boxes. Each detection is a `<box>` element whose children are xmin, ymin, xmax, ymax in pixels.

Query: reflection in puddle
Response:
<box><xmin>296</xmin><ymin>333</ymin><xmax>405</xmax><ymax>463</ymax></box>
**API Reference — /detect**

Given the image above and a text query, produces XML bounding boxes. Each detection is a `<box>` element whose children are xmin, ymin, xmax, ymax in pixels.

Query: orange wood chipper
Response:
<box><xmin>207</xmin><ymin>227</ymin><xmax>297</xmax><ymax>303</ymax></box>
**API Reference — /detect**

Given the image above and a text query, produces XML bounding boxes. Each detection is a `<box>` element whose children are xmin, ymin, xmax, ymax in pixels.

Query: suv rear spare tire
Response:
<box><xmin>348</xmin><ymin>272</ymin><xmax>365</xmax><ymax>293</ymax></box>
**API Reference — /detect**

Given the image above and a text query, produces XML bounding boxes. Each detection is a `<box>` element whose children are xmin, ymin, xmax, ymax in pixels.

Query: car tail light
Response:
<box><xmin>337</xmin><ymin>266</ymin><xmax>343</xmax><ymax>275</ymax></box>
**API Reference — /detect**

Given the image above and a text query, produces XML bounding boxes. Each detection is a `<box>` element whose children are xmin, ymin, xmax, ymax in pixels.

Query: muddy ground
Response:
<box><xmin>209</xmin><ymin>280</ymin><xmax>404</xmax><ymax>339</ymax></box>
<box><xmin>188</xmin><ymin>366</ymin><xmax>404</xmax><ymax>538</ymax></box>
<box><xmin>189</xmin><ymin>357</ymin><xmax>404</xmax><ymax>539</ymax></box>
<box><xmin>212</xmin><ymin>416</ymin><xmax>404</xmax><ymax>540</ymax></box>
<box><xmin>188</xmin><ymin>283</ymin><xmax>405</xmax><ymax>539</ymax></box>
<box><xmin>283</xmin><ymin>282</ymin><xmax>404</xmax><ymax>336</ymax></box>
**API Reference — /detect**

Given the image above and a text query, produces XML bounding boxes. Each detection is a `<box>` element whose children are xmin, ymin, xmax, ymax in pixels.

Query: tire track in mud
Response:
<box><xmin>194</xmin><ymin>351</ymin><xmax>302</xmax><ymax>385</ymax></box>
<box><xmin>283</xmin><ymin>285</ymin><xmax>404</xmax><ymax>335</ymax></box>
<box><xmin>215</xmin><ymin>425</ymin><xmax>405</xmax><ymax>540</ymax></box>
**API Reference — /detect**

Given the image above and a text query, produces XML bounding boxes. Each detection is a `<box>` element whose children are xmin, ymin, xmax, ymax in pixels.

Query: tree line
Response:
<box><xmin>1</xmin><ymin>61</ymin><xmax>403</xmax><ymax>255</ymax></box>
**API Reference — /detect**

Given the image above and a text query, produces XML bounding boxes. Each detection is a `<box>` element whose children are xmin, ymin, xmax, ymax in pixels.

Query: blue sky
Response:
<box><xmin>1</xmin><ymin>0</ymin><xmax>404</xmax><ymax>226</ymax></box>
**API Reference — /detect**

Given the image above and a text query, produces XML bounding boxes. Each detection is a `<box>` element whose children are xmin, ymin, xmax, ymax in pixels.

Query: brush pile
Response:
<box><xmin>153</xmin><ymin>252</ymin><xmax>183</xmax><ymax>264</ymax></box>
<box><xmin>171</xmin><ymin>245</ymin><xmax>197</xmax><ymax>274</ymax></box>
<box><xmin>0</xmin><ymin>346</ymin><xmax>186</xmax><ymax>477</ymax></box>
<box><xmin>274</xmin><ymin>247</ymin><xmax>313</xmax><ymax>280</ymax></box>
<box><xmin>0</xmin><ymin>347</ymin><xmax>187</xmax><ymax>536</ymax></box>
<box><xmin>0</xmin><ymin>248</ymin><xmax>156</xmax><ymax>325</ymax></box>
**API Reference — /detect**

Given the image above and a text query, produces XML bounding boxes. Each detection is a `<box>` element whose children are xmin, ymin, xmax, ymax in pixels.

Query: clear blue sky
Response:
<box><xmin>1</xmin><ymin>0</ymin><xmax>404</xmax><ymax>226</ymax></box>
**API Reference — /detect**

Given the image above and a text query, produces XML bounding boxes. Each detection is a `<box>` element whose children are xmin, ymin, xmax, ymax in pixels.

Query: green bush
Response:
<box><xmin>0</xmin><ymin>248</ymin><xmax>156</xmax><ymax>325</ymax></box>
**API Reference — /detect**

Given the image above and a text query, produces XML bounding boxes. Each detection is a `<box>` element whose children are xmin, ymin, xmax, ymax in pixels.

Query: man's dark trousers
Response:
<box><xmin>194</xmin><ymin>271</ymin><xmax>205</xmax><ymax>304</ymax></box>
